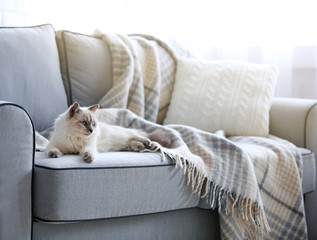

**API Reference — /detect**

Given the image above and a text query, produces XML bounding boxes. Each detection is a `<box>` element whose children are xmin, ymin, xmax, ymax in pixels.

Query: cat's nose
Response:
<box><xmin>88</xmin><ymin>128</ymin><xmax>93</xmax><ymax>133</ymax></box>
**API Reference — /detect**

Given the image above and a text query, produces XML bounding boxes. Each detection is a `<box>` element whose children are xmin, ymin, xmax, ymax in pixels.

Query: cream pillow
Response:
<box><xmin>163</xmin><ymin>58</ymin><xmax>278</xmax><ymax>137</ymax></box>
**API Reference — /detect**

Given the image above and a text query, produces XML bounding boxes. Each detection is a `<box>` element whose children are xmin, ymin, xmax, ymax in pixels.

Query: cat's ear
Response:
<box><xmin>88</xmin><ymin>104</ymin><xmax>99</xmax><ymax>113</ymax></box>
<box><xmin>68</xmin><ymin>102</ymin><xmax>81</xmax><ymax>118</ymax></box>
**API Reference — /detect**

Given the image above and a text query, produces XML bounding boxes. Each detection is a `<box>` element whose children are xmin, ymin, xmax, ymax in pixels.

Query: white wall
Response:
<box><xmin>1</xmin><ymin>0</ymin><xmax>317</xmax><ymax>98</ymax></box>
<box><xmin>1</xmin><ymin>0</ymin><xmax>317</xmax><ymax>48</ymax></box>
<box><xmin>0</xmin><ymin>0</ymin><xmax>29</xmax><ymax>25</ymax></box>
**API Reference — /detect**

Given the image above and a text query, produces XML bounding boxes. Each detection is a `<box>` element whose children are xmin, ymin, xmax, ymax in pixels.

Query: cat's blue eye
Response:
<box><xmin>91</xmin><ymin>121</ymin><xmax>95</xmax><ymax>126</ymax></box>
<box><xmin>81</xmin><ymin>121</ymin><xmax>87</xmax><ymax>126</ymax></box>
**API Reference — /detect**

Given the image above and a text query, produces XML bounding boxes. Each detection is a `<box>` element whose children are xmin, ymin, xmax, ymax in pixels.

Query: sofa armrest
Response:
<box><xmin>0</xmin><ymin>102</ymin><xmax>34</xmax><ymax>240</ymax></box>
<box><xmin>269</xmin><ymin>97</ymin><xmax>317</xmax><ymax>152</ymax></box>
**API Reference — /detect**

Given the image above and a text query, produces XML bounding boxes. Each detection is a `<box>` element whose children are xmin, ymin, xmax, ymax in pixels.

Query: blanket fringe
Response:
<box><xmin>161</xmin><ymin>147</ymin><xmax>270</xmax><ymax>236</ymax></box>
<box><xmin>144</xmin><ymin>142</ymin><xmax>270</xmax><ymax>236</ymax></box>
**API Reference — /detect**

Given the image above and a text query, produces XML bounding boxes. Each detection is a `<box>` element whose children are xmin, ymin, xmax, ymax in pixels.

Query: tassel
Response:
<box><xmin>176</xmin><ymin>154</ymin><xmax>182</xmax><ymax>167</ymax></box>
<box><xmin>197</xmin><ymin>176</ymin><xmax>205</xmax><ymax>196</ymax></box>
<box><xmin>244</xmin><ymin>198</ymin><xmax>249</xmax><ymax>221</ymax></box>
<box><xmin>218</xmin><ymin>189</ymin><xmax>223</xmax><ymax>213</ymax></box>
<box><xmin>182</xmin><ymin>158</ymin><xmax>187</xmax><ymax>175</ymax></box>
<box><xmin>208</xmin><ymin>183</ymin><xmax>215</xmax><ymax>206</ymax></box>
<box><xmin>187</xmin><ymin>164</ymin><xmax>192</xmax><ymax>185</ymax></box>
<box><xmin>201</xmin><ymin>179</ymin><xmax>210</xmax><ymax>199</ymax></box>
<box><xmin>193</xmin><ymin>172</ymin><xmax>202</xmax><ymax>193</ymax></box>
<box><xmin>240</xmin><ymin>198</ymin><xmax>245</xmax><ymax>219</ymax></box>
<box><xmin>212</xmin><ymin>186</ymin><xmax>219</xmax><ymax>210</ymax></box>
<box><xmin>232</xmin><ymin>195</ymin><xmax>239</xmax><ymax>217</ymax></box>
<box><xmin>225</xmin><ymin>191</ymin><xmax>229</xmax><ymax>215</ymax></box>
<box><xmin>237</xmin><ymin>196</ymin><xmax>242</xmax><ymax>218</ymax></box>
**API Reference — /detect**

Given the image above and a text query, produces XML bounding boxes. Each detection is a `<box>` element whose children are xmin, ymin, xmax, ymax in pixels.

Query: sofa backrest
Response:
<box><xmin>55</xmin><ymin>30</ymin><xmax>113</xmax><ymax>107</ymax></box>
<box><xmin>0</xmin><ymin>24</ymin><xmax>68</xmax><ymax>132</ymax></box>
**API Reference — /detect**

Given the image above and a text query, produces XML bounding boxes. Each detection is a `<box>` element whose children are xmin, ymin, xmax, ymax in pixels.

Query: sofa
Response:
<box><xmin>0</xmin><ymin>24</ymin><xmax>316</xmax><ymax>240</ymax></box>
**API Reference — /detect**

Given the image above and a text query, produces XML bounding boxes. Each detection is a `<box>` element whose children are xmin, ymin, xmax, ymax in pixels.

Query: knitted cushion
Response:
<box><xmin>164</xmin><ymin>58</ymin><xmax>278</xmax><ymax>137</ymax></box>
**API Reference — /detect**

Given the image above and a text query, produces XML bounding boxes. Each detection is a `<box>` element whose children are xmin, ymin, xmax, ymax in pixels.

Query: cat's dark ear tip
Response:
<box><xmin>89</xmin><ymin>104</ymin><xmax>99</xmax><ymax>112</ymax></box>
<box><xmin>69</xmin><ymin>102</ymin><xmax>80</xmax><ymax>117</ymax></box>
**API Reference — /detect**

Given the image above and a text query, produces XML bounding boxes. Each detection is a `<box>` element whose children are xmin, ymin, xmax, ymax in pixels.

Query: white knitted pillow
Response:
<box><xmin>164</xmin><ymin>58</ymin><xmax>278</xmax><ymax>137</ymax></box>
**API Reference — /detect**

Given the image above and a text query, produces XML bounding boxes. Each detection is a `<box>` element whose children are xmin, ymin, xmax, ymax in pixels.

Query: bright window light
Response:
<box><xmin>24</xmin><ymin>0</ymin><xmax>317</xmax><ymax>56</ymax></box>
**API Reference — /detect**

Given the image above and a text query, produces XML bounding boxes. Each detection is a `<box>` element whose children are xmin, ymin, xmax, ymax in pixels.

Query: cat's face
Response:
<box><xmin>66</xmin><ymin>102</ymin><xmax>99</xmax><ymax>137</ymax></box>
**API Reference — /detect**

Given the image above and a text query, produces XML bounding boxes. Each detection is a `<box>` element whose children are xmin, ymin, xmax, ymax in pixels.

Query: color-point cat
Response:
<box><xmin>45</xmin><ymin>103</ymin><xmax>167</xmax><ymax>163</ymax></box>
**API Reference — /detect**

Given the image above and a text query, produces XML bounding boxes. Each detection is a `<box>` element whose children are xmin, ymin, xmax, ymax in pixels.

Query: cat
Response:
<box><xmin>45</xmin><ymin>102</ymin><xmax>171</xmax><ymax>163</ymax></box>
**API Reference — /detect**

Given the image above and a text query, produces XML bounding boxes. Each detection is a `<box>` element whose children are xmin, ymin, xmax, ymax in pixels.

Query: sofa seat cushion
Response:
<box><xmin>33</xmin><ymin>152</ymin><xmax>200</xmax><ymax>222</ymax></box>
<box><xmin>34</xmin><ymin>146</ymin><xmax>315</xmax><ymax>222</ymax></box>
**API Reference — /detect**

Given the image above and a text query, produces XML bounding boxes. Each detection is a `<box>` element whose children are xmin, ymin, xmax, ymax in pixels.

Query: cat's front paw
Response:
<box><xmin>83</xmin><ymin>151</ymin><xmax>94</xmax><ymax>163</ymax></box>
<box><xmin>48</xmin><ymin>148</ymin><xmax>62</xmax><ymax>158</ymax></box>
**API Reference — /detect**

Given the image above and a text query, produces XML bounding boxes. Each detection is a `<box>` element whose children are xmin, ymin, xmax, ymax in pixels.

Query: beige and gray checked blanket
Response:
<box><xmin>95</xmin><ymin>108</ymin><xmax>307</xmax><ymax>240</ymax></box>
<box><xmin>37</xmin><ymin>31</ymin><xmax>307</xmax><ymax>239</ymax></box>
<box><xmin>91</xmin><ymin>31</ymin><xmax>307</xmax><ymax>239</ymax></box>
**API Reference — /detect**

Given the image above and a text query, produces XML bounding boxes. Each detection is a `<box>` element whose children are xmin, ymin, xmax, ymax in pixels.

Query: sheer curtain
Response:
<box><xmin>199</xmin><ymin>46</ymin><xmax>317</xmax><ymax>98</ymax></box>
<box><xmin>4</xmin><ymin>0</ymin><xmax>316</xmax><ymax>99</ymax></box>
<box><xmin>171</xmin><ymin>0</ymin><xmax>317</xmax><ymax>99</ymax></box>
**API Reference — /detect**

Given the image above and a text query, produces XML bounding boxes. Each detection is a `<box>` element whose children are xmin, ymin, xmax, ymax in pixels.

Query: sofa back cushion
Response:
<box><xmin>0</xmin><ymin>24</ymin><xmax>68</xmax><ymax>131</ymax></box>
<box><xmin>56</xmin><ymin>31</ymin><xmax>113</xmax><ymax>107</ymax></box>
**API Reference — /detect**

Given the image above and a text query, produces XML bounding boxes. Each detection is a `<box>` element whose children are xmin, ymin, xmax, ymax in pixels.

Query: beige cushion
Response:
<box><xmin>56</xmin><ymin>31</ymin><xmax>113</xmax><ymax>106</ymax></box>
<box><xmin>164</xmin><ymin>58</ymin><xmax>278</xmax><ymax>136</ymax></box>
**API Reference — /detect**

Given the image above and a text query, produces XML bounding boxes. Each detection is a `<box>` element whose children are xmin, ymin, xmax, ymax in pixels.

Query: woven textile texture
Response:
<box><xmin>74</xmin><ymin>31</ymin><xmax>307</xmax><ymax>239</ymax></box>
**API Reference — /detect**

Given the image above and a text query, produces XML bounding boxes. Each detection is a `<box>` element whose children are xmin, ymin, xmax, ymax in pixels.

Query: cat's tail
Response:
<box><xmin>148</xmin><ymin>129</ymin><xmax>173</xmax><ymax>148</ymax></box>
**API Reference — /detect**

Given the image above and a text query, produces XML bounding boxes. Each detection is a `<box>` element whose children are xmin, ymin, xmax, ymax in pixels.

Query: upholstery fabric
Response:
<box><xmin>270</xmin><ymin>97</ymin><xmax>317</xmax><ymax>149</ymax></box>
<box><xmin>33</xmin><ymin>152</ymin><xmax>200</xmax><ymax>221</ymax></box>
<box><xmin>0</xmin><ymin>24</ymin><xmax>68</xmax><ymax>131</ymax></box>
<box><xmin>56</xmin><ymin>31</ymin><xmax>113</xmax><ymax>106</ymax></box>
<box><xmin>34</xmin><ymin>142</ymin><xmax>313</xmax><ymax>233</ymax></box>
<box><xmin>33</xmin><ymin>208</ymin><xmax>220</xmax><ymax>240</ymax></box>
<box><xmin>0</xmin><ymin>102</ymin><xmax>34</xmax><ymax>240</ymax></box>
<box><xmin>164</xmin><ymin>58</ymin><xmax>278</xmax><ymax>137</ymax></box>
<box><xmin>306</xmin><ymin>167</ymin><xmax>317</xmax><ymax>240</ymax></box>
<box><xmin>300</xmin><ymin>148</ymin><xmax>316</xmax><ymax>193</ymax></box>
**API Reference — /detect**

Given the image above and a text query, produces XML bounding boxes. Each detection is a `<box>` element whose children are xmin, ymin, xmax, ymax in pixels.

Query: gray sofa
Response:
<box><xmin>0</xmin><ymin>24</ymin><xmax>316</xmax><ymax>240</ymax></box>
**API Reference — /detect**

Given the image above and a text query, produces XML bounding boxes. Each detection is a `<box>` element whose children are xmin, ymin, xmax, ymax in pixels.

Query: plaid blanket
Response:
<box><xmin>93</xmin><ymin>30</ymin><xmax>181</xmax><ymax>124</ymax></box>
<box><xmin>95</xmin><ymin>32</ymin><xmax>308</xmax><ymax>239</ymax></box>
<box><xmin>96</xmin><ymin>108</ymin><xmax>307</xmax><ymax>239</ymax></box>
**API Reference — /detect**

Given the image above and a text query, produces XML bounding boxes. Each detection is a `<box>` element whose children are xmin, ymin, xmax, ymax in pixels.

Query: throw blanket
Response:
<box><xmin>93</xmin><ymin>30</ymin><xmax>192</xmax><ymax>124</ymax></box>
<box><xmin>92</xmin><ymin>31</ymin><xmax>307</xmax><ymax>239</ymax></box>
<box><xmin>39</xmin><ymin>31</ymin><xmax>306</xmax><ymax>239</ymax></box>
<box><xmin>96</xmin><ymin>108</ymin><xmax>306</xmax><ymax>240</ymax></box>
